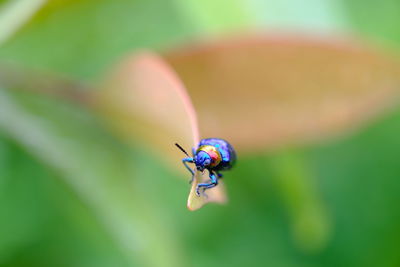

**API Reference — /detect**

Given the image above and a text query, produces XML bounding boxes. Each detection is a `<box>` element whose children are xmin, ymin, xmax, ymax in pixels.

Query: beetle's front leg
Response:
<box><xmin>182</xmin><ymin>157</ymin><xmax>195</xmax><ymax>183</ymax></box>
<box><xmin>196</xmin><ymin>171</ymin><xmax>218</xmax><ymax>196</ymax></box>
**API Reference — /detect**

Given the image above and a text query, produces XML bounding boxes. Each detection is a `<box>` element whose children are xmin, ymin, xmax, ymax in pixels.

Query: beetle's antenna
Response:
<box><xmin>175</xmin><ymin>143</ymin><xmax>190</xmax><ymax>157</ymax></box>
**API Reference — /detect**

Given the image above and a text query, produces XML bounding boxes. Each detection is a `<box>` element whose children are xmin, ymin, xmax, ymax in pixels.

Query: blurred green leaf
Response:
<box><xmin>268</xmin><ymin>149</ymin><xmax>331</xmax><ymax>252</ymax></box>
<box><xmin>0</xmin><ymin>87</ymin><xmax>187</xmax><ymax>267</ymax></box>
<box><xmin>174</xmin><ymin>0</ymin><xmax>253</xmax><ymax>34</ymax></box>
<box><xmin>343</xmin><ymin>0</ymin><xmax>400</xmax><ymax>48</ymax></box>
<box><xmin>0</xmin><ymin>137</ymin><xmax>134</xmax><ymax>267</ymax></box>
<box><xmin>248</xmin><ymin>0</ymin><xmax>348</xmax><ymax>33</ymax></box>
<box><xmin>308</xmin><ymin>108</ymin><xmax>400</xmax><ymax>266</ymax></box>
<box><xmin>0</xmin><ymin>0</ymin><xmax>46</xmax><ymax>46</ymax></box>
<box><xmin>0</xmin><ymin>0</ymin><xmax>198</xmax><ymax>80</ymax></box>
<box><xmin>0</xmin><ymin>138</ymin><xmax>49</xmax><ymax>264</ymax></box>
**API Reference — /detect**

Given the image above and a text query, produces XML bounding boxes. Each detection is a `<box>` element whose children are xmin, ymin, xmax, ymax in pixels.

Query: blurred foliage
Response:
<box><xmin>248</xmin><ymin>0</ymin><xmax>347</xmax><ymax>33</ymax></box>
<box><xmin>0</xmin><ymin>0</ymin><xmax>198</xmax><ymax>80</ymax></box>
<box><xmin>0</xmin><ymin>135</ymin><xmax>133</xmax><ymax>267</ymax></box>
<box><xmin>1</xmin><ymin>0</ymin><xmax>400</xmax><ymax>267</ymax></box>
<box><xmin>343</xmin><ymin>0</ymin><xmax>400</xmax><ymax>48</ymax></box>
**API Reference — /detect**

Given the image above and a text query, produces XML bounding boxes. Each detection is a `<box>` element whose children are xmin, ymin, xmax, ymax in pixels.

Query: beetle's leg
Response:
<box><xmin>196</xmin><ymin>171</ymin><xmax>218</xmax><ymax>196</ymax></box>
<box><xmin>182</xmin><ymin>157</ymin><xmax>194</xmax><ymax>175</ymax></box>
<box><xmin>189</xmin><ymin>148</ymin><xmax>197</xmax><ymax>184</ymax></box>
<box><xmin>182</xmin><ymin>157</ymin><xmax>195</xmax><ymax>183</ymax></box>
<box><xmin>216</xmin><ymin>172</ymin><xmax>223</xmax><ymax>178</ymax></box>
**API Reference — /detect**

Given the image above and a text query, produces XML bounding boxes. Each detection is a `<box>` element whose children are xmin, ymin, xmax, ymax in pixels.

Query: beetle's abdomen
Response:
<box><xmin>198</xmin><ymin>138</ymin><xmax>236</xmax><ymax>170</ymax></box>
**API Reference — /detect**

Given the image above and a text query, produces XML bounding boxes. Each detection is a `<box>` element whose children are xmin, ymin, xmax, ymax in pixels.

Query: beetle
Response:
<box><xmin>176</xmin><ymin>138</ymin><xmax>236</xmax><ymax>196</ymax></box>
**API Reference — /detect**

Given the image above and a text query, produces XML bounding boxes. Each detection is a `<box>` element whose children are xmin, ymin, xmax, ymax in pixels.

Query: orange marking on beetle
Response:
<box><xmin>197</xmin><ymin>145</ymin><xmax>222</xmax><ymax>167</ymax></box>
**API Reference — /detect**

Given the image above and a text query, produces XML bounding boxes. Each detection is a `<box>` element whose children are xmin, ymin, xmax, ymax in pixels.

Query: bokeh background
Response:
<box><xmin>1</xmin><ymin>0</ymin><xmax>400</xmax><ymax>267</ymax></box>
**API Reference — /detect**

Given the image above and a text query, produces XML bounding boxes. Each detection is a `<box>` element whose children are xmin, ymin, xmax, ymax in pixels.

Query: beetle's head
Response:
<box><xmin>195</xmin><ymin>151</ymin><xmax>211</xmax><ymax>172</ymax></box>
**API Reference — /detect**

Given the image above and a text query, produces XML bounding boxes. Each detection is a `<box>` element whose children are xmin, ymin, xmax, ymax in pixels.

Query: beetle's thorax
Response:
<box><xmin>196</xmin><ymin>145</ymin><xmax>222</xmax><ymax>168</ymax></box>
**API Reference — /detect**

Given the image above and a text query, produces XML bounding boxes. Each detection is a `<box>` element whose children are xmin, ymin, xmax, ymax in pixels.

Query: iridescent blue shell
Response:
<box><xmin>197</xmin><ymin>138</ymin><xmax>236</xmax><ymax>171</ymax></box>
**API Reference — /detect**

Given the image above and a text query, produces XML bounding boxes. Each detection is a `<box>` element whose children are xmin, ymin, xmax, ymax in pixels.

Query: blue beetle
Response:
<box><xmin>176</xmin><ymin>138</ymin><xmax>236</xmax><ymax>196</ymax></box>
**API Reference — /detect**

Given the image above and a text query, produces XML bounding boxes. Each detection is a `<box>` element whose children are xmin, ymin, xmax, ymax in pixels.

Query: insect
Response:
<box><xmin>175</xmin><ymin>138</ymin><xmax>236</xmax><ymax>196</ymax></box>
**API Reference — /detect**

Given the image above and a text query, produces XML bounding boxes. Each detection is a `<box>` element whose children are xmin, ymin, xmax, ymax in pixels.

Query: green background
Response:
<box><xmin>0</xmin><ymin>0</ymin><xmax>400</xmax><ymax>266</ymax></box>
